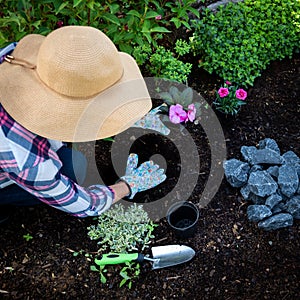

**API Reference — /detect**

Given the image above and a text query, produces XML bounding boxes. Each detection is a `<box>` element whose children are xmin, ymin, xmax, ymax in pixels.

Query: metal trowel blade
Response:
<box><xmin>150</xmin><ymin>245</ymin><xmax>195</xmax><ymax>270</ymax></box>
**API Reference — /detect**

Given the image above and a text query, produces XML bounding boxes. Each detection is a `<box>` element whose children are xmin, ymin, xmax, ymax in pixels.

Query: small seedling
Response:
<box><xmin>90</xmin><ymin>265</ymin><xmax>107</xmax><ymax>284</ymax></box>
<box><xmin>119</xmin><ymin>261</ymin><xmax>141</xmax><ymax>289</ymax></box>
<box><xmin>23</xmin><ymin>233</ymin><xmax>33</xmax><ymax>242</ymax></box>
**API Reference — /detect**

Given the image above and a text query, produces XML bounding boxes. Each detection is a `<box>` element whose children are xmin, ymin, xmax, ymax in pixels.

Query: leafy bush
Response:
<box><xmin>0</xmin><ymin>0</ymin><xmax>199</xmax><ymax>54</ymax></box>
<box><xmin>133</xmin><ymin>39</ymin><xmax>192</xmax><ymax>83</ymax></box>
<box><xmin>190</xmin><ymin>0</ymin><xmax>300</xmax><ymax>86</ymax></box>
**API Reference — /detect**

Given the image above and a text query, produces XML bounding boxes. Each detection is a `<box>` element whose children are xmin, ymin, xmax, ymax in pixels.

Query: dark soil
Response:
<box><xmin>1</xmin><ymin>34</ymin><xmax>300</xmax><ymax>300</ymax></box>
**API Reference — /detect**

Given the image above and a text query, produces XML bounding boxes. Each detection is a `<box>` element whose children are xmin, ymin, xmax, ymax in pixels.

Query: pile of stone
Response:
<box><xmin>223</xmin><ymin>138</ymin><xmax>300</xmax><ymax>231</ymax></box>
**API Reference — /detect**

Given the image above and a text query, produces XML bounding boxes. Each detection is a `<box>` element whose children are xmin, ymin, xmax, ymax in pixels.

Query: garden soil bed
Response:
<box><xmin>1</xmin><ymin>51</ymin><xmax>299</xmax><ymax>299</ymax></box>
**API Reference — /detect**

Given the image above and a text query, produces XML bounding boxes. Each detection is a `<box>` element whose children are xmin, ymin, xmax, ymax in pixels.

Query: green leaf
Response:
<box><xmin>143</xmin><ymin>32</ymin><xmax>152</xmax><ymax>44</ymax></box>
<box><xmin>170</xmin><ymin>17</ymin><xmax>181</xmax><ymax>29</ymax></box>
<box><xmin>55</xmin><ymin>2</ymin><xmax>68</xmax><ymax>14</ymax></box>
<box><xmin>188</xmin><ymin>7</ymin><xmax>200</xmax><ymax>18</ymax></box>
<box><xmin>73</xmin><ymin>0</ymin><xmax>83</xmax><ymax>8</ymax></box>
<box><xmin>102</xmin><ymin>13</ymin><xmax>121</xmax><ymax>25</ymax></box>
<box><xmin>100</xmin><ymin>273</ymin><xmax>107</xmax><ymax>284</ymax></box>
<box><xmin>169</xmin><ymin>86</ymin><xmax>180</xmax><ymax>100</ymax></box>
<box><xmin>158</xmin><ymin>92</ymin><xmax>174</xmax><ymax>104</ymax></box>
<box><xmin>141</xmin><ymin>20</ymin><xmax>151</xmax><ymax>32</ymax></box>
<box><xmin>120</xmin><ymin>271</ymin><xmax>130</xmax><ymax>280</ymax></box>
<box><xmin>181</xmin><ymin>20</ymin><xmax>191</xmax><ymax>30</ymax></box>
<box><xmin>127</xmin><ymin>10</ymin><xmax>141</xmax><ymax>18</ymax></box>
<box><xmin>145</xmin><ymin>11</ymin><xmax>160</xmax><ymax>19</ymax></box>
<box><xmin>103</xmin><ymin>137</ymin><xmax>114</xmax><ymax>142</ymax></box>
<box><xmin>119</xmin><ymin>43</ymin><xmax>133</xmax><ymax>54</ymax></box>
<box><xmin>31</xmin><ymin>20</ymin><xmax>42</xmax><ymax>29</ymax></box>
<box><xmin>149</xmin><ymin>26</ymin><xmax>171</xmax><ymax>33</ymax></box>
<box><xmin>90</xmin><ymin>265</ymin><xmax>98</xmax><ymax>272</ymax></box>
<box><xmin>181</xmin><ymin>87</ymin><xmax>193</xmax><ymax>104</ymax></box>
<box><xmin>120</xmin><ymin>278</ymin><xmax>127</xmax><ymax>287</ymax></box>
<box><xmin>108</xmin><ymin>3</ymin><xmax>119</xmax><ymax>14</ymax></box>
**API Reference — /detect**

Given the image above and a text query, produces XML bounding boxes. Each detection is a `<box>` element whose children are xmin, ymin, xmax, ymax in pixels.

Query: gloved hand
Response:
<box><xmin>120</xmin><ymin>153</ymin><xmax>167</xmax><ymax>199</ymax></box>
<box><xmin>132</xmin><ymin>104</ymin><xmax>170</xmax><ymax>135</ymax></box>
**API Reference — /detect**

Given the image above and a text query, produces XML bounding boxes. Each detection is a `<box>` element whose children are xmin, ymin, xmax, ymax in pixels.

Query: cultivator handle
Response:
<box><xmin>95</xmin><ymin>253</ymin><xmax>144</xmax><ymax>266</ymax></box>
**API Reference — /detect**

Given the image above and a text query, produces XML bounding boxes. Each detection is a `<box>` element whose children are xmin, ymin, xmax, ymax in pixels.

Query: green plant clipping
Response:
<box><xmin>87</xmin><ymin>203</ymin><xmax>157</xmax><ymax>253</ymax></box>
<box><xmin>190</xmin><ymin>0</ymin><xmax>300</xmax><ymax>87</ymax></box>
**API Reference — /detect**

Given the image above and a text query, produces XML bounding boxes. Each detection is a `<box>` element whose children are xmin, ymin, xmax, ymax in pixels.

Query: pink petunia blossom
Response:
<box><xmin>169</xmin><ymin>104</ymin><xmax>187</xmax><ymax>124</ymax></box>
<box><xmin>236</xmin><ymin>89</ymin><xmax>247</xmax><ymax>100</ymax></box>
<box><xmin>218</xmin><ymin>87</ymin><xmax>229</xmax><ymax>98</ymax></box>
<box><xmin>187</xmin><ymin>103</ymin><xmax>196</xmax><ymax>122</ymax></box>
<box><xmin>155</xmin><ymin>15</ymin><xmax>162</xmax><ymax>20</ymax></box>
<box><xmin>225</xmin><ymin>80</ymin><xmax>231</xmax><ymax>85</ymax></box>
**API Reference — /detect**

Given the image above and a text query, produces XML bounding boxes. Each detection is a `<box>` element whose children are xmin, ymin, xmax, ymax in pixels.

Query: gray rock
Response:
<box><xmin>250</xmin><ymin>164</ymin><xmax>263</xmax><ymax>173</ymax></box>
<box><xmin>241</xmin><ymin>146</ymin><xmax>257</xmax><ymax>163</ymax></box>
<box><xmin>248</xmin><ymin>171</ymin><xmax>278</xmax><ymax>197</ymax></box>
<box><xmin>272</xmin><ymin>204</ymin><xmax>283</xmax><ymax>214</ymax></box>
<box><xmin>266</xmin><ymin>166</ymin><xmax>279</xmax><ymax>178</ymax></box>
<box><xmin>250</xmin><ymin>149</ymin><xmax>283</xmax><ymax>165</ymax></box>
<box><xmin>258</xmin><ymin>213</ymin><xmax>293</xmax><ymax>231</ymax></box>
<box><xmin>265</xmin><ymin>193</ymin><xmax>282</xmax><ymax>209</ymax></box>
<box><xmin>247</xmin><ymin>205</ymin><xmax>272</xmax><ymax>222</ymax></box>
<box><xmin>240</xmin><ymin>184</ymin><xmax>251</xmax><ymax>200</ymax></box>
<box><xmin>282</xmin><ymin>151</ymin><xmax>300</xmax><ymax>165</ymax></box>
<box><xmin>240</xmin><ymin>185</ymin><xmax>266</xmax><ymax>204</ymax></box>
<box><xmin>258</xmin><ymin>138</ymin><xmax>281</xmax><ymax>154</ymax></box>
<box><xmin>249</xmin><ymin>194</ymin><xmax>266</xmax><ymax>205</ymax></box>
<box><xmin>295</xmin><ymin>165</ymin><xmax>300</xmax><ymax>177</ymax></box>
<box><xmin>223</xmin><ymin>159</ymin><xmax>250</xmax><ymax>187</ymax></box>
<box><xmin>278</xmin><ymin>165</ymin><xmax>299</xmax><ymax>197</ymax></box>
<box><xmin>285</xmin><ymin>195</ymin><xmax>300</xmax><ymax>219</ymax></box>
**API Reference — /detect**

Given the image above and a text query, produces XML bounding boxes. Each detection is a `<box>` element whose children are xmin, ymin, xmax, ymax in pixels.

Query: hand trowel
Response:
<box><xmin>94</xmin><ymin>245</ymin><xmax>195</xmax><ymax>270</ymax></box>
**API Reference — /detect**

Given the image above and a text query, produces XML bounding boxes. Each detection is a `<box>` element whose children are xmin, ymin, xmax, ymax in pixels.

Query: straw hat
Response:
<box><xmin>0</xmin><ymin>26</ymin><xmax>152</xmax><ymax>142</ymax></box>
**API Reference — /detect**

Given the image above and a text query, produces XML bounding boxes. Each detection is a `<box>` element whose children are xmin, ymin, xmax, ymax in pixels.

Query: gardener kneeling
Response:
<box><xmin>0</xmin><ymin>26</ymin><xmax>166</xmax><ymax>224</ymax></box>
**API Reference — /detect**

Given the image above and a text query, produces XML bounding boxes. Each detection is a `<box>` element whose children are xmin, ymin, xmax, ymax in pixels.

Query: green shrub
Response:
<box><xmin>190</xmin><ymin>0</ymin><xmax>300</xmax><ymax>86</ymax></box>
<box><xmin>133</xmin><ymin>39</ymin><xmax>192</xmax><ymax>83</ymax></box>
<box><xmin>0</xmin><ymin>0</ymin><xmax>199</xmax><ymax>54</ymax></box>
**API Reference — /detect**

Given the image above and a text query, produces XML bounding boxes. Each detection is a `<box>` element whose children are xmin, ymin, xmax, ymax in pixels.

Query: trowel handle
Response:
<box><xmin>95</xmin><ymin>253</ymin><xmax>145</xmax><ymax>266</ymax></box>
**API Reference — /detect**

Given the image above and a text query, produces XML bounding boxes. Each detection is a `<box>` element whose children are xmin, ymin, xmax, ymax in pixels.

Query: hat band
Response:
<box><xmin>5</xmin><ymin>55</ymin><xmax>36</xmax><ymax>69</ymax></box>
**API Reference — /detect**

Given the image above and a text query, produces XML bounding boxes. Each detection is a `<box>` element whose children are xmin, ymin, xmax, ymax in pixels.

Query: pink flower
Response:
<box><xmin>155</xmin><ymin>15</ymin><xmax>162</xmax><ymax>20</ymax></box>
<box><xmin>225</xmin><ymin>80</ymin><xmax>231</xmax><ymax>85</ymax></box>
<box><xmin>187</xmin><ymin>103</ymin><xmax>196</xmax><ymax>122</ymax></box>
<box><xmin>236</xmin><ymin>89</ymin><xmax>247</xmax><ymax>100</ymax></box>
<box><xmin>218</xmin><ymin>87</ymin><xmax>229</xmax><ymax>98</ymax></box>
<box><xmin>57</xmin><ymin>20</ymin><xmax>64</xmax><ymax>28</ymax></box>
<box><xmin>169</xmin><ymin>104</ymin><xmax>187</xmax><ymax>124</ymax></box>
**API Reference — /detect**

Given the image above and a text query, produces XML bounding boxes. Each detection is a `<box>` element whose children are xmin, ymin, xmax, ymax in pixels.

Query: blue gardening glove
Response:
<box><xmin>132</xmin><ymin>104</ymin><xmax>170</xmax><ymax>135</ymax></box>
<box><xmin>120</xmin><ymin>153</ymin><xmax>167</xmax><ymax>199</ymax></box>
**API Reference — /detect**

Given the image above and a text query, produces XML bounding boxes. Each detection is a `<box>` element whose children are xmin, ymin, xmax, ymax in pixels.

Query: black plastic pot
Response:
<box><xmin>167</xmin><ymin>201</ymin><xmax>199</xmax><ymax>239</ymax></box>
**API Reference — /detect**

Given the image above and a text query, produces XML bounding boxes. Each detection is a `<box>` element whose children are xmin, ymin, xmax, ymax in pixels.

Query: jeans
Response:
<box><xmin>0</xmin><ymin>146</ymin><xmax>87</xmax><ymax>206</ymax></box>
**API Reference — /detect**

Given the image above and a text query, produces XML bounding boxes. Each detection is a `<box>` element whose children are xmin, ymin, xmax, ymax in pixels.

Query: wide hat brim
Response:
<box><xmin>0</xmin><ymin>33</ymin><xmax>152</xmax><ymax>142</ymax></box>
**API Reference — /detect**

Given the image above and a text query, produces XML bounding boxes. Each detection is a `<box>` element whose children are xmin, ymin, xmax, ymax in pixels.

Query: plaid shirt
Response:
<box><xmin>0</xmin><ymin>103</ymin><xmax>114</xmax><ymax>217</ymax></box>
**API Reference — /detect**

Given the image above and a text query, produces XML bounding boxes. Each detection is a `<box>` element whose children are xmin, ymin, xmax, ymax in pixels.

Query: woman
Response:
<box><xmin>0</xmin><ymin>26</ymin><xmax>166</xmax><ymax>223</ymax></box>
